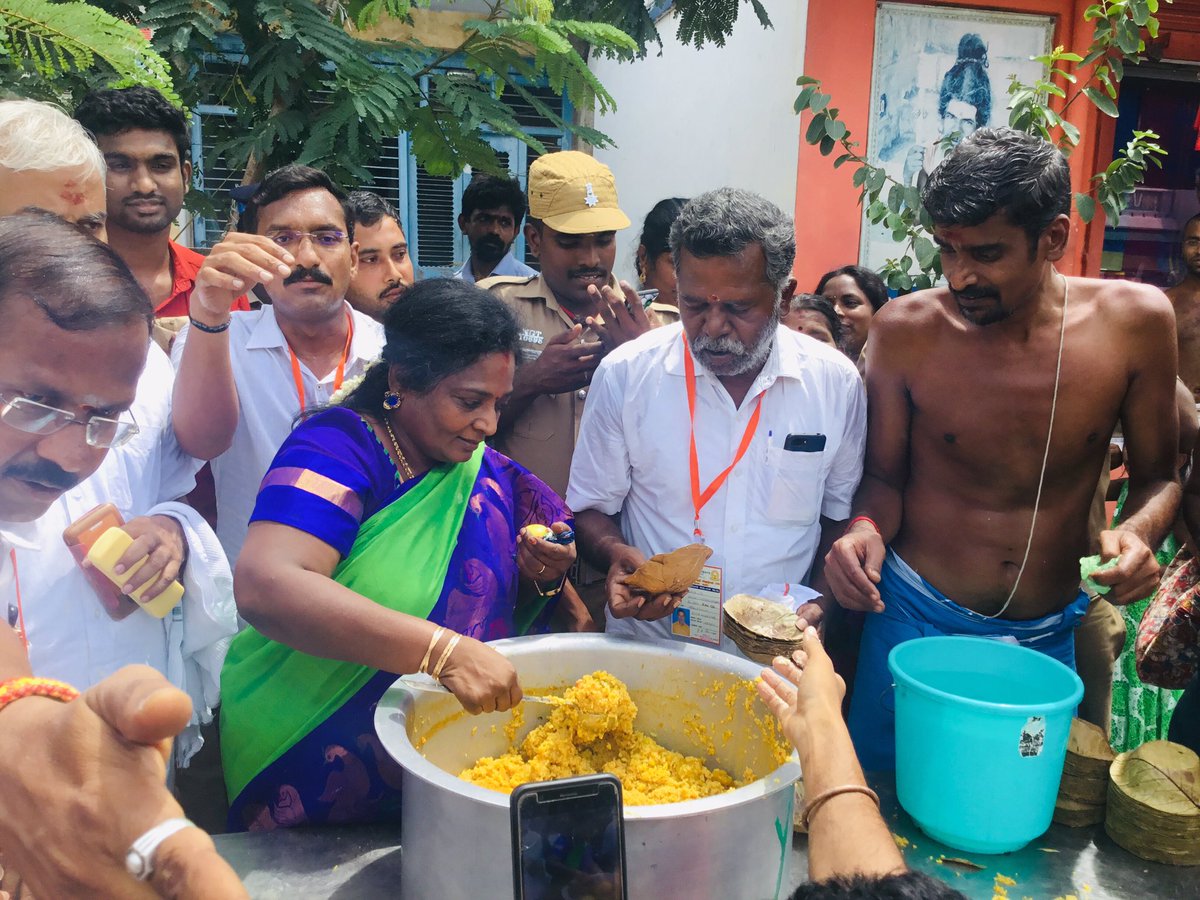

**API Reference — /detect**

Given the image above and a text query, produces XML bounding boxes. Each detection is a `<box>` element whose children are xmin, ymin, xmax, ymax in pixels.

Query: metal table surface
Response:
<box><xmin>214</xmin><ymin>775</ymin><xmax>1196</xmax><ymax>899</ymax></box>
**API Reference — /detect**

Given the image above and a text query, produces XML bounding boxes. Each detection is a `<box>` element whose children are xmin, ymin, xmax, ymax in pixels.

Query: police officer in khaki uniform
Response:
<box><xmin>483</xmin><ymin>152</ymin><xmax>655</xmax><ymax>624</ymax></box>
<box><xmin>482</xmin><ymin>151</ymin><xmax>654</xmax><ymax>498</ymax></box>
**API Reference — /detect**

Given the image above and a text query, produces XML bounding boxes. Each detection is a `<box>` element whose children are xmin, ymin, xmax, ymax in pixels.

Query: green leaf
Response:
<box><xmin>805</xmin><ymin>112</ymin><xmax>827</xmax><ymax>144</ymax></box>
<box><xmin>1084</xmin><ymin>86</ymin><xmax>1119</xmax><ymax>117</ymax></box>
<box><xmin>825</xmin><ymin>117</ymin><xmax>848</xmax><ymax>141</ymax></box>
<box><xmin>1060</xmin><ymin>120</ymin><xmax>1081</xmax><ymax>146</ymax></box>
<box><xmin>852</xmin><ymin>167</ymin><xmax>869</xmax><ymax>188</ymax></box>
<box><xmin>819</xmin><ymin>135</ymin><xmax>836</xmax><ymax>156</ymax></box>
<box><xmin>794</xmin><ymin>85</ymin><xmax>816</xmax><ymax>113</ymax></box>
<box><xmin>796</xmin><ymin>74</ymin><xmax>820</xmax><ymax>86</ymax></box>
<box><xmin>1116</xmin><ymin>19</ymin><xmax>1141</xmax><ymax>55</ymax></box>
<box><xmin>914</xmin><ymin>236</ymin><xmax>938</xmax><ymax>269</ymax></box>
<box><xmin>887</xmin><ymin>184</ymin><xmax>902</xmax><ymax>213</ymax></box>
<box><xmin>866</xmin><ymin>168</ymin><xmax>886</xmax><ymax>194</ymax></box>
<box><xmin>1074</xmin><ymin>192</ymin><xmax>1096</xmax><ymax>222</ymax></box>
<box><xmin>833</xmin><ymin>153</ymin><xmax>855</xmax><ymax>169</ymax></box>
<box><xmin>866</xmin><ymin>200</ymin><xmax>887</xmax><ymax>222</ymax></box>
<box><xmin>809</xmin><ymin>92</ymin><xmax>830</xmax><ymax>113</ymax></box>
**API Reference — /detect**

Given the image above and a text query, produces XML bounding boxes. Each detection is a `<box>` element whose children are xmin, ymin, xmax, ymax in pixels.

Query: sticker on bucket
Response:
<box><xmin>1019</xmin><ymin>716</ymin><xmax>1045</xmax><ymax>758</ymax></box>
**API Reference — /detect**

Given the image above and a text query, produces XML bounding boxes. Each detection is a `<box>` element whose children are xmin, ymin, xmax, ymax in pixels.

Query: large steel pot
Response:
<box><xmin>375</xmin><ymin>633</ymin><xmax>801</xmax><ymax>900</ymax></box>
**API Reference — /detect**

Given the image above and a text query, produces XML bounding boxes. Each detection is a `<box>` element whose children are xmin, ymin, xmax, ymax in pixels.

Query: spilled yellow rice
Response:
<box><xmin>460</xmin><ymin>671</ymin><xmax>745</xmax><ymax>805</ymax></box>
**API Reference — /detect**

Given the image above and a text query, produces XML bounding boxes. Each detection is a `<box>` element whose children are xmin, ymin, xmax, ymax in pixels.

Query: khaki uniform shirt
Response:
<box><xmin>481</xmin><ymin>273</ymin><xmax>612</xmax><ymax>497</ymax></box>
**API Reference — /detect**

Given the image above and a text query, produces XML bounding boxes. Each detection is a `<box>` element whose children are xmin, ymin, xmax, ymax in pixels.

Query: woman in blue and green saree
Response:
<box><xmin>220</xmin><ymin>280</ymin><xmax>581</xmax><ymax>831</ymax></box>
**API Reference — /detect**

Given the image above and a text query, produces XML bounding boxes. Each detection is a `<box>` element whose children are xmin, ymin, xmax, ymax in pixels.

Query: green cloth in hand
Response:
<box><xmin>1080</xmin><ymin>554</ymin><xmax>1119</xmax><ymax>595</ymax></box>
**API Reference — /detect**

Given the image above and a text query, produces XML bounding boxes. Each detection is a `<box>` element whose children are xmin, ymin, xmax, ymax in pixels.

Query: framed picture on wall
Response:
<box><xmin>860</xmin><ymin>2</ymin><xmax>1055</xmax><ymax>272</ymax></box>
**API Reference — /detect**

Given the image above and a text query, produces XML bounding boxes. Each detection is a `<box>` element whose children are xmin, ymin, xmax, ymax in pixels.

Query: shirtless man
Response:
<box><xmin>1166</xmin><ymin>213</ymin><xmax>1200</xmax><ymax>400</ymax></box>
<box><xmin>824</xmin><ymin>128</ymin><xmax>1180</xmax><ymax>770</ymax></box>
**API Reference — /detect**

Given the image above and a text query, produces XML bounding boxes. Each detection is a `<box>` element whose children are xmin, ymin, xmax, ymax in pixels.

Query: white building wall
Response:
<box><xmin>590</xmin><ymin>3</ymin><xmax>809</xmax><ymax>282</ymax></box>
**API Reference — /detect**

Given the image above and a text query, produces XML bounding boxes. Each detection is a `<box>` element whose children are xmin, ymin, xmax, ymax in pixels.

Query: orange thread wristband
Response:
<box><xmin>0</xmin><ymin>676</ymin><xmax>80</xmax><ymax>714</ymax></box>
<box><xmin>848</xmin><ymin>515</ymin><xmax>881</xmax><ymax>535</ymax></box>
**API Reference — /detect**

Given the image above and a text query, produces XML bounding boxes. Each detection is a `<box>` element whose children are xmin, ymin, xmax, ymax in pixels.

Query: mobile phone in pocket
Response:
<box><xmin>511</xmin><ymin>774</ymin><xmax>627</xmax><ymax>900</ymax></box>
<box><xmin>784</xmin><ymin>433</ymin><xmax>826</xmax><ymax>453</ymax></box>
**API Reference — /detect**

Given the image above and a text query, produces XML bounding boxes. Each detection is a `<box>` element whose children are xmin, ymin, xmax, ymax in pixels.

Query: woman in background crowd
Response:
<box><xmin>816</xmin><ymin>265</ymin><xmax>888</xmax><ymax>369</ymax></box>
<box><xmin>783</xmin><ymin>294</ymin><xmax>844</xmax><ymax>351</ymax></box>
<box><xmin>636</xmin><ymin>197</ymin><xmax>688</xmax><ymax>324</ymax></box>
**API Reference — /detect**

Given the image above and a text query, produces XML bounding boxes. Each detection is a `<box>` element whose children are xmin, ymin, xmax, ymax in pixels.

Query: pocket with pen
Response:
<box><xmin>765</xmin><ymin>445</ymin><xmax>824</xmax><ymax>525</ymax></box>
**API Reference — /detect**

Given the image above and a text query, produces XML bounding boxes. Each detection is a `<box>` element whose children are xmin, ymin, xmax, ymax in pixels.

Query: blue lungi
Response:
<box><xmin>847</xmin><ymin>548</ymin><xmax>1089</xmax><ymax>771</ymax></box>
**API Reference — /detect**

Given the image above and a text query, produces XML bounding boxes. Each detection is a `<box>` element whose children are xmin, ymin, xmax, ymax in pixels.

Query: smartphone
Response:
<box><xmin>784</xmin><ymin>433</ymin><xmax>827</xmax><ymax>453</ymax></box>
<box><xmin>511</xmin><ymin>774</ymin><xmax>627</xmax><ymax>900</ymax></box>
<box><xmin>63</xmin><ymin>503</ymin><xmax>139</xmax><ymax>620</ymax></box>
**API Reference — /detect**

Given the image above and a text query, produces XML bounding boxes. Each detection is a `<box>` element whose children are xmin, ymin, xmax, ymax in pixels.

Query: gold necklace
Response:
<box><xmin>383</xmin><ymin>416</ymin><xmax>416</xmax><ymax>481</ymax></box>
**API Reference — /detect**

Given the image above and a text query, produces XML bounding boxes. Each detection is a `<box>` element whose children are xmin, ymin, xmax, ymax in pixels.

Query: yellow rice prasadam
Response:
<box><xmin>459</xmin><ymin>671</ymin><xmax>745</xmax><ymax>805</ymax></box>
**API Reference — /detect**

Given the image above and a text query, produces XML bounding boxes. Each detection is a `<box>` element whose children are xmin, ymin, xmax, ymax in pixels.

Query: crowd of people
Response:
<box><xmin>0</xmin><ymin>82</ymin><xmax>1195</xmax><ymax>899</ymax></box>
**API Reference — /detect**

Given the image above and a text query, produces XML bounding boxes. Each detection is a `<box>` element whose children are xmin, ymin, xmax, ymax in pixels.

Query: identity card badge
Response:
<box><xmin>673</xmin><ymin>565</ymin><xmax>723</xmax><ymax>645</ymax></box>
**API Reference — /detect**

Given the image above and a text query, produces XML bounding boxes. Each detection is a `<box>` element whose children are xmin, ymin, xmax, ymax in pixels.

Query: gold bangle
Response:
<box><xmin>432</xmin><ymin>634</ymin><xmax>462</xmax><ymax>681</ymax></box>
<box><xmin>800</xmin><ymin>784</ymin><xmax>880</xmax><ymax>831</ymax></box>
<box><xmin>535</xmin><ymin>576</ymin><xmax>565</xmax><ymax>597</ymax></box>
<box><xmin>419</xmin><ymin>626</ymin><xmax>445</xmax><ymax>675</ymax></box>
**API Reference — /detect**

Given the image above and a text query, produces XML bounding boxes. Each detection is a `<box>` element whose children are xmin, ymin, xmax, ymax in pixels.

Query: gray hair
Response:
<box><xmin>670</xmin><ymin>188</ymin><xmax>796</xmax><ymax>297</ymax></box>
<box><xmin>0</xmin><ymin>99</ymin><xmax>104</xmax><ymax>178</ymax></box>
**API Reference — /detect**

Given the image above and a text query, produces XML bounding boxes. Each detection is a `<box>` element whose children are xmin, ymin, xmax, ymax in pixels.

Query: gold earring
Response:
<box><xmin>383</xmin><ymin>391</ymin><xmax>402</xmax><ymax>410</ymax></box>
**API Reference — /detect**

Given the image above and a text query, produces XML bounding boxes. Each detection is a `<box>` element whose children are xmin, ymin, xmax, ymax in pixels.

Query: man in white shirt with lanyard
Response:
<box><xmin>569</xmin><ymin>189</ymin><xmax>866</xmax><ymax>654</ymax></box>
<box><xmin>171</xmin><ymin>165</ymin><xmax>385</xmax><ymax>564</ymax></box>
<box><xmin>0</xmin><ymin>210</ymin><xmax>245</xmax><ymax>896</ymax></box>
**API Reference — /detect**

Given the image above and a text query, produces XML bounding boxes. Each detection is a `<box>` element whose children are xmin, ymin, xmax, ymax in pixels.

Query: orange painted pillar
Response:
<box><xmin>793</xmin><ymin>0</ymin><xmax>879</xmax><ymax>291</ymax></box>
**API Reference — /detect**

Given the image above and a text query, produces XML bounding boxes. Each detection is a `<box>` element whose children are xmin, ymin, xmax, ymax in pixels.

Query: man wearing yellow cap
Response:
<box><xmin>481</xmin><ymin>150</ymin><xmax>653</xmax><ymax>498</ymax></box>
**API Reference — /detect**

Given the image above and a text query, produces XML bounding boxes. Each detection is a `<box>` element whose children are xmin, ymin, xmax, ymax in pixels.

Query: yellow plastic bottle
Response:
<box><xmin>84</xmin><ymin>527</ymin><xmax>183</xmax><ymax>618</ymax></box>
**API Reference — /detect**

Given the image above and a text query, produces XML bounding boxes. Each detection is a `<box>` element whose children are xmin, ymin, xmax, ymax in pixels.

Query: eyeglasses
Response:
<box><xmin>269</xmin><ymin>230</ymin><xmax>347</xmax><ymax>250</ymax></box>
<box><xmin>0</xmin><ymin>394</ymin><xmax>140</xmax><ymax>449</ymax></box>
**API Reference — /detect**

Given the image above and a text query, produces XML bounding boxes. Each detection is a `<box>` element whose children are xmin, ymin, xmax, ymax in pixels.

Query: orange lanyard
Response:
<box><xmin>7</xmin><ymin>549</ymin><xmax>26</xmax><ymax>655</ymax></box>
<box><xmin>682</xmin><ymin>333</ymin><xmax>764</xmax><ymax>540</ymax></box>
<box><xmin>288</xmin><ymin>310</ymin><xmax>354</xmax><ymax>412</ymax></box>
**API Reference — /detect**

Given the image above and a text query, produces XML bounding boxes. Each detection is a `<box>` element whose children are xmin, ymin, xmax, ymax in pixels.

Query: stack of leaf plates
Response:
<box><xmin>723</xmin><ymin>594</ymin><xmax>806</xmax><ymax>665</ymax></box>
<box><xmin>1105</xmin><ymin>740</ymin><xmax>1200</xmax><ymax>865</ymax></box>
<box><xmin>1053</xmin><ymin>718</ymin><xmax>1114</xmax><ymax>827</ymax></box>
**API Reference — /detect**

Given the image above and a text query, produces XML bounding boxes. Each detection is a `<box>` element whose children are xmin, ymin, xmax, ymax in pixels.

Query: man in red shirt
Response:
<box><xmin>75</xmin><ymin>87</ymin><xmax>249</xmax><ymax>329</ymax></box>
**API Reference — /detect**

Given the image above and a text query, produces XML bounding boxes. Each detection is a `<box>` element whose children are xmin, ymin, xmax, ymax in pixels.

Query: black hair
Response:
<box><xmin>922</xmin><ymin>127</ymin><xmax>1071</xmax><ymax>244</ymax></box>
<box><xmin>0</xmin><ymin>210</ymin><xmax>152</xmax><ymax>330</ymax></box>
<box><xmin>788</xmin><ymin>293</ymin><xmax>844</xmax><ymax>345</ymax></box>
<box><xmin>346</xmin><ymin>190</ymin><xmax>403</xmax><ymax>232</ymax></box>
<box><xmin>1182</xmin><ymin>212</ymin><xmax>1200</xmax><ymax>237</ymax></box>
<box><xmin>815</xmin><ymin>265</ymin><xmax>889</xmax><ymax>312</ymax></box>
<box><xmin>340</xmin><ymin>278</ymin><xmax>519</xmax><ymax>415</ymax></box>
<box><xmin>938</xmin><ymin>34</ymin><xmax>991</xmax><ymax>127</ymax></box>
<box><xmin>239</xmin><ymin>164</ymin><xmax>354</xmax><ymax>241</ymax></box>
<box><xmin>461</xmin><ymin>173</ymin><xmax>527</xmax><ymax>224</ymax></box>
<box><xmin>789</xmin><ymin>871</ymin><xmax>967</xmax><ymax>900</ymax></box>
<box><xmin>638</xmin><ymin>197</ymin><xmax>689</xmax><ymax>265</ymax></box>
<box><xmin>74</xmin><ymin>86</ymin><xmax>190</xmax><ymax>165</ymax></box>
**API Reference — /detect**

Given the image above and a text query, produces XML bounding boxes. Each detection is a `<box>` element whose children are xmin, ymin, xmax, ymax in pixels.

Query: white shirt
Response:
<box><xmin>455</xmin><ymin>251</ymin><xmax>537</xmax><ymax>284</ymax></box>
<box><xmin>172</xmin><ymin>304</ymin><xmax>385</xmax><ymax>563</ymax></box>
<box><xmin>7</xmin><ymin>343</ymin><xmax>237</xmax><ymax>762</ymax></box>
<box><xmin>566</xmin><ymin>324</ymin><xmax>867</xmax><ymax>652</ymax></box>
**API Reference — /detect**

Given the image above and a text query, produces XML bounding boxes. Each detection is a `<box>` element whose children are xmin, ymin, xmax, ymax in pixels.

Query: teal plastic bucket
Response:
<box><xmin>888</xmin><ymin>636</ymin><xmax>1083</xmax><ymax>854</ymax></box>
